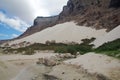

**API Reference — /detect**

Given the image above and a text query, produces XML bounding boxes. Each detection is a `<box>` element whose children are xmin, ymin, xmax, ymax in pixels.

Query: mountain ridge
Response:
<box><xmin>0</xmin><ymin>0</ymin><xmax>120</xmax><ymax>44</ymax></box>
<box><xmin>18</xmin><ymin>0</ymin><xmax>120</xmax><ymax>39</ymax></box>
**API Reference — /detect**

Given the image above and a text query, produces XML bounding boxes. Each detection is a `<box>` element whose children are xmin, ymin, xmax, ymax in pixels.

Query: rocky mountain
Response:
<box><xmin>18</xmin><ymin>0</ymin><xmax>120</xmax><ymax>39</ymax></box>
<box><xmin>59</xmin><ymin>0</ymin><xmax>120</xmax><ymax>30</ymax></box>
<box><xmin>0</xmin><ymin>0</ymin><xmax>120</xmax><ymax>44</ymax></box>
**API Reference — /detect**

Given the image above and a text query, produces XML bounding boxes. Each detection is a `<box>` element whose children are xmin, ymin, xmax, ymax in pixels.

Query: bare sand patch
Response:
<box><xmin>64</xmin><ymin>52</ymin><xmax>120</xmax><ymax>80</ymax></box>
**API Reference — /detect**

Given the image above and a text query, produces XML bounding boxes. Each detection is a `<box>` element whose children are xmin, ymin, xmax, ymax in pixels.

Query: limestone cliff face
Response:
<box><xmin>18</xmin><ymin>16</ymin><xmax>58</xmax><ymax>38</ymax></box>
<box><xmin>34</xmin><ymin>16</ymin><xmax>58</xmax><ymax>26</ymax></box>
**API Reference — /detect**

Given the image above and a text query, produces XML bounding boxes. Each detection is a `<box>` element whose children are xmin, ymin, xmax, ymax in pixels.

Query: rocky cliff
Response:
<box><xmin>19</xmin><ymin>0</ymin><xmax>120</xmax><ymax>39</ymax></box>
<box><xmin>59</xmin><ymin>0</ymin><xmax>120</xmax><ymax>31</ymax></box>
<box><xmin>18</xmin><ymin>16</ymin><xmax>59</xmax><ymax>38</ymax></box>
<box><xmin>1</xmin><ymin>0</ymin><xmax>120</xmax><ymax>41</ymax></box>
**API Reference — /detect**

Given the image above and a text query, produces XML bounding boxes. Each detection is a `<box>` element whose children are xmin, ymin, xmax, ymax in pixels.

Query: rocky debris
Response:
<box><xmin>36</xmin><ymin>53</ymin><xmax>75</xmax><ymax>66</ymax></box>
<box><xmin>56</xmin><ymin>53</ymin><xmax>75</xmax><ymax>59</ymax></box>
<box><xmin>44</xmin><ymin>74</ymin><xmax>60</xmax><ymax>80</ymax></box>
<box><xmin>76</xmin><ymin>52</ymin><xmax>81</xmax><ymax>57</ymax></box>
<box><xmin>43</xmin><ymin>57</ymin><xmax>58</xmax><ymax>66</ymax></box>
<box><xmin>36</xmin><ymin>57</ymin><xmax>60</xmax><ymax>67</ymax></box>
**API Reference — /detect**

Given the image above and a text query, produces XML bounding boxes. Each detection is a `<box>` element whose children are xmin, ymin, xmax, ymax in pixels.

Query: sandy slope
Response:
<box><xmin>93</xmin><ymin>25</ymin><xmax>120</xmax><ymax>47</ymax></box>
<box><xmin>9</xmin><ymin>22</ymin><xmax>106</xmax><ymax>45</ymax></box>
<box><xmin>64</xmin><ymin>52</ymin><xmax>120</xmax><ymax>80</ymax></box>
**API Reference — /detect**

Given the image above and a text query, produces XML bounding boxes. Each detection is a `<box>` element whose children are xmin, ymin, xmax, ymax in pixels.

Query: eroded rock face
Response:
<box><xmin>59</xmin><ymin>0</ymin><xmax>120</xmax><ymax>31</ymax></box>
<box><xmin>34</xmin><ymin>16</ymin><xmax>58</xmax><ymax>26</ymax></box>
<box><xmin>18</xmin><ymin>16</ymin><xmax>58</xmax><ymax>38</ymax></box>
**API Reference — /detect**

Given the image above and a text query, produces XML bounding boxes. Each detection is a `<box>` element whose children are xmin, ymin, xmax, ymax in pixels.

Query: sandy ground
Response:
<box><xmin>0</xmin><ymin>60</ymin><xmax>19</xmax><ymax>80</ymax></box>
<box><xmin>0</xmin><ymin>53</ymin><xmax>57</xmax><ymax>61</ymax></box>
<box><xmin>0</xmin><ymin>52</ymin><xmax>120</xmax><ymax>80</ymax></box>
<box><xmin>64</xmin><ymin>52</ymin><xmax>120</xmax><ymax>80</ymax></box>
<box><xmin>46</xmin><ymin>64</ymin><xmax>96</xmax><ymax>80</ymax></box>
<box><xmin>0</xmin><ymin>53</ymin><xmax>57</xmax><ymax>80</ymax></box>
<box><xmin>93</xmin><ymin>25</ymin><xmax>120</xmax><ymax>47</ymax></box>
<box><xmin>8</xmin><ymin>22</ymin><xmax>106</xmax><ymax>45</ymax></box>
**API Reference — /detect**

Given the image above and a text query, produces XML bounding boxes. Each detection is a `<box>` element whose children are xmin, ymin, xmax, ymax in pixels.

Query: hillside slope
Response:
<box><xmin>8</xmin><ymin>22</ymin><xmax>106</xmax><ymax>45</ymax></box>
<box><xmin>17</xmin><ymin>0</ymin><xmax>120</xmax><ymax>39</ymax></box>
<box><xmin>93</xmin><ymin>25</ymin><xmax>120</xmax><ymax>47</ymax></box>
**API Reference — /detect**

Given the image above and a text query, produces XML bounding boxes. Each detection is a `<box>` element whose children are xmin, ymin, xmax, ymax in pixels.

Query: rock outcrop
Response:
<box><xmin>18</xmin><ymin>16</ymin><xmax>58</xmax><ymax>38</ymax></box>
<box><xmin>59</xmin><ymin>0</ymin><xmax>120</xmax><ymax>31</ymax></box>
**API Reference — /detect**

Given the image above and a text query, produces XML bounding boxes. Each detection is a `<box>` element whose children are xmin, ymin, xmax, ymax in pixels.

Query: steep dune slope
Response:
<box><xmin>93</xmin><ymin>25</ymin><xmax>120</xmax><ymax>47</ymax></box>
<box><xmin>9</xmin><ymin>22</ymin><xmax>106</xmax><ymax>45</ymax></box>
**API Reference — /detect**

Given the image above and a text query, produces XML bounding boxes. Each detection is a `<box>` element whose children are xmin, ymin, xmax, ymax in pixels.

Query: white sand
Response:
<box><xmin>47</xmin><ymin>64</ymin><xmax>94</xmax><ymax>80</ymax></box>
<box><xmin>0</xmin><ymin>53</ymin><xmax>56</xmax><ymax>61</ymax></box>
<box><xmin>11</xmin><ymin>65</ymin><xmax>51</xmax><ymax>80</ymax></box>
<box><xmin>9</xmin><ymin>22</ymin><xmax>106</xmax><ymax>45</ymax></box>
<box><xmin>64</xmin><ymin>52</ymin><xmax>120</xmax><ymax>79</ymax></box>
<box><xmin>93</xmin><ymin>25</ymin><xmax>120</xmax><ymax>48</ymax></box>
<box><xmin>0</xmin><ymin>60</ymin><xmax>19</xmax><ymax>80</ymax></box>
<box><xmin>0</xmin><ymin>53</ymin><xmax>57</xmax><ymax>80</ymax></box>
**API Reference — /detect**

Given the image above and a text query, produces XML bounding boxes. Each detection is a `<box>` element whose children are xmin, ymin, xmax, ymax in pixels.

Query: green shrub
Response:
<box><xmin>55</xmin><ymin>46</ymin><xmax>68</xmax><ymax>53</ymax></box>
<box><xmin>95</xmin><ymin>39</ymin><xmax>120</xmax><ymax>58</ymax></box>
<box><xmin>95</xmin><ymin>39</ymin><xmax>120</xmax><ymax>51</ymax></box>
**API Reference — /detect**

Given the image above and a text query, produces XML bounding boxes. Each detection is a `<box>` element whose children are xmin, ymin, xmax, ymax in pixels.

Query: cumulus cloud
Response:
<box><xmin>11</xmin><ymin>34</ymin><xmax>19</xmax><ymax>38</ymax></box>
<box><xmin>0</xmin><ymin>12</ymin><xmax>30</xmax><ymax>32</ymax></box>
<box><xmin>0</xmin><ymin>0</ymin><xmax>68</xmax><ymax>23</ymax></box>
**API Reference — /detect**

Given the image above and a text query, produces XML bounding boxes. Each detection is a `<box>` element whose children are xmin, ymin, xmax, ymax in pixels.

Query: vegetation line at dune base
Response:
<box><xmin>1</xmin><ymin>38</ymin><xmax>120</xmax><ymax>59</ymax></box>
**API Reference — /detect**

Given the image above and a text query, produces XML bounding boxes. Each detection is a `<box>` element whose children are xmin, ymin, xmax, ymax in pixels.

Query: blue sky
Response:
<box><xmin>0</xmin><ymin>0</ymin><xmax>68</xmax><ymax>40</ymax></box>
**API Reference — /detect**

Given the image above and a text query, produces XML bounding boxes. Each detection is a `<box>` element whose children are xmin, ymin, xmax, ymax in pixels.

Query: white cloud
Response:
<box><xmin>0</xmin><ymin>33</ymin><xmax>8</xmax><ymax>37</ymax></box>
<box><xmin>11</xmin><ymin>34</ymin><xmax>19</xmax><ymax>38</ymax></box>
<box><xmin>0</xmin><ymin>12</ymin><xmax>30</xmax><ymax>32</ymax></box>
<box><xmin>0</xmin><ymin>0</ymin><xmax>68</xmax><ymax>23</ymax></box>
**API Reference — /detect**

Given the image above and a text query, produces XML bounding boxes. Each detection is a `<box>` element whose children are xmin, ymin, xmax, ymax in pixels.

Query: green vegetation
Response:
<box><xmin>2</xmin><ymin>38</ymin><xmax>120</xmax><ymax>59</ymax></box>
<box><xmin>3</xmin><ymin>38</ymin><xmax>95</xmax><ymax>55</ymax></box>
<box><xmin>3</xmin><ymin>43</ymin><xmax>67</xmax><ymax>55</ymax></box>
<box><xmin>94</xmin><ymin>39</ymin><xmax>120</xmax><ymax>58</ymax></box>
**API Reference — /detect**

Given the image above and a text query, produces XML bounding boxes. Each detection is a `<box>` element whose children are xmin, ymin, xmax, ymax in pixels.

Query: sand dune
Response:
<box><xmin>93</xmin><ymin>25</ymin><xmax>120</xmax><ymax>47</ymax></box>
<box><xmin>9</xmin><ymin>22</ymin><xmax>106</xmax><ymax>45</ymax></box>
